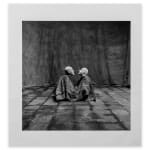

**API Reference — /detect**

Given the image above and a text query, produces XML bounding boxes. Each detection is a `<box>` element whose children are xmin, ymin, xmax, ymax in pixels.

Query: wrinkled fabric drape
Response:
<box><xmin>23</xmin><ymin>21</ymin><xmax>130</xmax><ymax>87</ymax></box>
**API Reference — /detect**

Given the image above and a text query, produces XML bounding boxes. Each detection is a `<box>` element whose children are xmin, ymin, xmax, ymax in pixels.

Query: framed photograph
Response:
<box><xmin>9</xmin><ymin>4</ymin><xmax>142</xmax><ymax>146</ymax></box>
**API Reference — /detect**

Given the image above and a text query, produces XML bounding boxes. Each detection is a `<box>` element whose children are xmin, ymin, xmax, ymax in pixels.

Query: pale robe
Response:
<box><xmin>55</xmin><ymin>75</ymin><xmax>75</xmax><ymax>101</ymax></box>
<box><xmin>77</xmin><ymin>75</ymin><xmax>95</xmax><ymax>100</ymax></box>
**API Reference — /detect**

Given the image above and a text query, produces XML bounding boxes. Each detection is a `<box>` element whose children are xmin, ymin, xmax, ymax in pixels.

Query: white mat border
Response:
<box><xmin>8</xmin><ymin>4</ymin><xmax>142</xmax><ymax>147</ymax></box>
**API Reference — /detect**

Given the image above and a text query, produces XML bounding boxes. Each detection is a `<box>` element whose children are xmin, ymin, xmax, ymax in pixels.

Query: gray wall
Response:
<box><xmin>22</xmin><ymin>21</ymin><xmax>130</xmax><ymax>87</ymax></box>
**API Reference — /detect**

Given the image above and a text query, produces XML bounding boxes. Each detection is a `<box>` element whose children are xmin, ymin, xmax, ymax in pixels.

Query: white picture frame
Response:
<box><xmin>8</xmin><ymin>4</ymin><xmax>142</xmax><ymax>147</ymax></box>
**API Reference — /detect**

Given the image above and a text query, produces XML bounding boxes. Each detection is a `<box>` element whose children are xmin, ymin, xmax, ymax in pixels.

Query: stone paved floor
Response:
<box><xmin>22</xmin><ymin>86</ymin><xmax>130</xmax><ymax>130</ymax></box>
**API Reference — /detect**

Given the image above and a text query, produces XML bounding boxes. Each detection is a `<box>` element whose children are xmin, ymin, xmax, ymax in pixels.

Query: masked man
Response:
<box><xmin>52</xmin><ymin>66</ymin><xmax>75</xmax><ymax>101</ymax></box>
<box><xmin>77</xmin><ymin>67</ymin><xmax>96</xmax><ymax>101</ymax></box>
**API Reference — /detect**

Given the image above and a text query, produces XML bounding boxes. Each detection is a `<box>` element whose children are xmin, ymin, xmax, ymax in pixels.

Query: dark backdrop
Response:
<box><xmin>22</xmin><ymin>21</ymin><xmax>130</xmax><ymax>88</ymax></box>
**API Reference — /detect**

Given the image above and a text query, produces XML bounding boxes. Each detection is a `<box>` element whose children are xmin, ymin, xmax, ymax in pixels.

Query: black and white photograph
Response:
<box><xmin>22</xmin><ymin>21</ymin><xmax>130</xmax><ymax>130</ymax></box>
<box><xmin>8</xmin><ymin>4</ymin><xmax>141</xmax><ymax>146</ymax></box>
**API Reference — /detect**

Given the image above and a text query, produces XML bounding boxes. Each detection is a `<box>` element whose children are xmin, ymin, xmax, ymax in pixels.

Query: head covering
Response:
<box><xmin>78</xmin><ymin>67</ymin><xmax>88</xmax><ymax>76</ymax></box>
<box><xmin>64</xmin><ymin>66</ymin><xmax>75</xmax><ymax>75</ymax></box>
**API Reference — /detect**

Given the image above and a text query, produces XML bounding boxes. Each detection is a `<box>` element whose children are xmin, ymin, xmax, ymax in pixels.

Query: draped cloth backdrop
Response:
<box><xmin>22</xmin><ymin>21</ymin><xmax>130</xmax><ymax>88</ymax></box>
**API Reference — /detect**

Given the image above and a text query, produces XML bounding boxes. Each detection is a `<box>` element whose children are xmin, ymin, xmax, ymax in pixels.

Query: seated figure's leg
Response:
<box><xmin>77</xmin><ymin>88</ymin><xmax>89</xmax><ymax>101</ymax></box>
<box><xmin>51</xmin><ymin>86</ymin><xmax>57</xmax><ymax>101</ymax></box>
<box><xmin>82</xmin><ymin>90</ymin><xmax>89</xmax><ymax>101</ymax></box>
<box><xmin>89</xmin><ymin>84</ymin><xmax>96</xmax><ymax>101</ymax></box>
